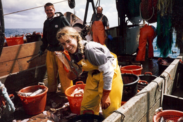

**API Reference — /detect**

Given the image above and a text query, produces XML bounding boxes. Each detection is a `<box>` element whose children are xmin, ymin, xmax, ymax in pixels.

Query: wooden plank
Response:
<box><xmin>176</xmin><ymin>56</ymin><xmax>182</xmax><ymax>59</ymax></box>
<box><xmin>0</xmin><ymin>53</ymin><xmax>46</xmax><ymax>77</ymax></box>
<box><xmin>139</xmin><ymin>98</ymin><xmax>161</xmax><ymax>122</ymax></box>
<box><xmin>0</xmin><ymin>41</ymin><xmax>42</xmax><ymax>62</ymax></box>
<box><xmin>16</xmin><ymin>53</ymin><xmax>46</xmax><ymax>71</ymax></box>
<box><xmin>0</xmin><ymin>60</ymin><xmax>20</xmax><ymax>76</ymax></box>
<box><xmin>161</xmin><ymin>59</ymin><xmax>179</xmax><ymax>94</ymax></box>
<box><xmin>0</xmin><ymin>65</ymin><xmax>47</xmax><ymax>94</ymax></box>
<box><xmin>171</xmin><ymin>59</ymin><xmax>181</xmax><ymax>65</ymax></box>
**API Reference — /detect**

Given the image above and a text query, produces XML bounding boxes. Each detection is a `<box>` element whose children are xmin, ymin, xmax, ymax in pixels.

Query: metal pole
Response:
<box><xmin>91</xmin><ymin>0</ymin><xmax>96</xmax><ymax>13</ymax></box>
<box><xmin>83</xmin><ymin>0</ymin><xmax>96</xmax><ymax>27</ymax></box>
<box><xmin>0</xmin><ymin>0</ymin><xmax>4</xmax><ymax>56</ymax></box>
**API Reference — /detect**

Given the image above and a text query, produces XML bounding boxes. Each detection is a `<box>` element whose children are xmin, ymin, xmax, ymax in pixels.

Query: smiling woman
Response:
<box><xmin>57</xmin><ymin>26</ymin><xmax>123</xmax><ymax>118</ymax></box>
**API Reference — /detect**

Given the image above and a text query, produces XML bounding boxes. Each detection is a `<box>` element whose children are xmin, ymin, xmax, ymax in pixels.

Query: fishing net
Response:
<box><xmin>156</xmin><ymin>14</ymin><xmax>173</xmax><ymax>57</ymax></box>
<box><xmin>172</xmin><ymin>0</ymin><xmax>183</xmax><ymax>48</ymax></box>
<box><xmin>156</xmin><ymin>0</ymin><xmax>173</xmax><ymax>57</ymax></box>
<box><xmin>157</xmin><ymin>0</ymin><xmax>173</xmax><ymax>16</ymax></box>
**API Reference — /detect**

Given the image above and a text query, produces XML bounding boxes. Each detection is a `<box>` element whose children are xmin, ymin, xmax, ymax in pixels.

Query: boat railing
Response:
<box><xmin>104</xmin><ymin>56</ymin><xmax>182</xmax><ymax>122</ymax></box>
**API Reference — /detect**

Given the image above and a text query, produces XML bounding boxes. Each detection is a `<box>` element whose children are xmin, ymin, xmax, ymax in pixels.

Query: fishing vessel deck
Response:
<box><xmin>1</xmin><ymin>45</ymin><xmax>183</xmax><ymax>121</ymax></box>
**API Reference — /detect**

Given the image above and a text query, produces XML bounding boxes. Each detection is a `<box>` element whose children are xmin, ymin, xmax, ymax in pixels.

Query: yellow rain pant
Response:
<box><xmin>46</xmin><ymin>50</ymin><xmax>73</xmax><ymax>93</ymax></box>
<box><xmin>79</xmin><ymin>53</ymin><xmax>123</xmax><ymax>118</ymax></box>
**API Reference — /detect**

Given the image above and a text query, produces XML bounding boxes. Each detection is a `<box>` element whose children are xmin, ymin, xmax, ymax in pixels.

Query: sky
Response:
<box><xmin>2</xmin><ymin>0</ymin><xmax>118</xmax><ymax>29</ymax></box>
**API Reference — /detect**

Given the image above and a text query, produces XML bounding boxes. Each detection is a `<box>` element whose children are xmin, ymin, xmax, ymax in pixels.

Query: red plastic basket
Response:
<box><xmin>153</xmin><ymin>110</ymin><xmax>183</xmax><ymax>122</ymax></box>
<box><xmin>5</xmin><ymin>36</ymin><xmax>24</xmax><ymax>46</ymax></box>
<box><xmin>120</xmin><ymin>65</ymin><xmax>142</xmax><ymax>75</ymax></box>
<box><xmin>65</xmin><ymin>81</ymin><xmax>85</xmax><ymax>115</ymax></box>
<box><xmin>17</xmin><ymin>85</ymin><xmax>48</xmax><ymax>115</ymax></box>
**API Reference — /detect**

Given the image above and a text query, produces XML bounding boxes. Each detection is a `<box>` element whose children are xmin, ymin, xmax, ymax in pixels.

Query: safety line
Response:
<box><xmin>4</xmin><ymin>0</ymin><xmax>68</xmax><ymax>16</ymax></box>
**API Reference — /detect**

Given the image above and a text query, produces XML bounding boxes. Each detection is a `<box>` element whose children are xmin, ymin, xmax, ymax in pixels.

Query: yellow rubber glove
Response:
<box><xmin>101</xmin><ymin>90</ymin><xmax>111</xmax><ymax>109</ymax></box>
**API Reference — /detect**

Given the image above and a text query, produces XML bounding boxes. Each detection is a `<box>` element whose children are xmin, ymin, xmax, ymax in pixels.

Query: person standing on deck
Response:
<box><xmin>90</xmin><ymin>6</ymin><xmax>110</xmax><ymax>45</ymax></box>
<box><xmin>57</xmin><ymin>26</ymin><xmax>123</xmax><ymax>118</ymax></box>
<box><xmin>39</xmin><ymin>2</ymin><xmax>73</xmax><ymax>94</ymax></box>
<box><xmin>136</xmin><ymin>22</ymin><xmax>156</xmax><ymax>61</ymax></box>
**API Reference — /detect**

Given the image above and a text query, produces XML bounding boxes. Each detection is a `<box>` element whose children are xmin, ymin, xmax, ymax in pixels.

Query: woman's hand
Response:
<box><xmin>101</xmin><ymin>90</ymin><xmax>111</xmax><ymax>109</ymax></box>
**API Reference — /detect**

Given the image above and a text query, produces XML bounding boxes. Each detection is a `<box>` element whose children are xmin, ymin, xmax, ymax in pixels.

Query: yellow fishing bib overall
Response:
<box><xmin>46</xmin><ymin>50</ymin><xmax>73</xmax><ymax>93</ymax></box>
<box><xmin>78</xmin><ymin>53</ymin><xmax>123</xmax><ymax>118</ymax></box>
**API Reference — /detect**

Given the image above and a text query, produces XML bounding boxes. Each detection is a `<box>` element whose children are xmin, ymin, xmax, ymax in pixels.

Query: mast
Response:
<box><xmin>83</xmin><ymin>0</ymin><xmax>96</xmax><ymax>27</ymax></box>
<box><xmin>0</xmin><ymin>0</ymin><xmax>4</xmax><ymax>56</ymax></box>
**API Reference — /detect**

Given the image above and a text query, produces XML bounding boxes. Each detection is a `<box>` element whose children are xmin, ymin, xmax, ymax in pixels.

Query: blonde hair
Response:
<box><xmin>57</xmin><ymin>26</ymin><xmax>84</xmax><ymax>54</ymax></box>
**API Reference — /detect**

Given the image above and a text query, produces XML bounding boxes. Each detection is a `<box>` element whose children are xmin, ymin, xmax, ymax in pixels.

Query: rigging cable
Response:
<box><xmin>4</xmin><ymin>0</ymin><xmax>67</xmax><ymax>16</ymax></box>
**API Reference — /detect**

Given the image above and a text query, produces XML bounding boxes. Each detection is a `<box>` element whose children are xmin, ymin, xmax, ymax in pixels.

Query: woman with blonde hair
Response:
<box><xmin>57</xmin><ymin>26</ymin><xmax>123</xmax><ymax>118</ymax></box>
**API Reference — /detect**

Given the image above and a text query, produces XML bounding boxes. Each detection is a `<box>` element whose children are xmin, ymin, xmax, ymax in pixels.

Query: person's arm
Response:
<box><xmin>103</xmin><ymin>15</ymin><xmax>109</xmax><ymax>29</ymax></box>
<box><xmin>85</xmin><ymin>46</ymin><xmax>114</xmax><ymax>90</ymax></box>
<box><xmin>103</xmin><ymin>15</ymin><xmax>111</xmax><ymax>38</ymax></box>
<box><xmin>85</xmin><ymin>46</ymin><xmax>114</xmax><ymax>109</ymax></box>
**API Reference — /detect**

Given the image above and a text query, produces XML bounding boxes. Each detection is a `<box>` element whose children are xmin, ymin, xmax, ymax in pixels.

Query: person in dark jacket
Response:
<box><xmin>39</xmin><ymin>2</ymin><xmax>73</xmax><ymax>94</ymax></box>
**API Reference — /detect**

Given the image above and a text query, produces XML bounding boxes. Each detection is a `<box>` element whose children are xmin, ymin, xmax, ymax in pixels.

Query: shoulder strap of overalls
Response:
<box><xmin>99</xmin><ymin>15</ymin><xmax>104</xmax><ymax>21</ymax></box>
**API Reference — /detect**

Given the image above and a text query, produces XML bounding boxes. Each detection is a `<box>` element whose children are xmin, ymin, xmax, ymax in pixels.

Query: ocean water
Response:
<box><xmin>4</xmin><ymin>28</ymin><xmax>180</xmax><ymax>58</ymax></box>
<box><xmin>5</xmin><ymin>28</ymin><xmax>42</xmax><ymax>40</ymax></box>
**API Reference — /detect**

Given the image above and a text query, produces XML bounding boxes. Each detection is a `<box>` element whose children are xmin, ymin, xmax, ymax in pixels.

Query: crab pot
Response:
<box><xmin>122</xmin><ymin>74</ymin><xmax>139</xmax><ymax>101</ymax></box>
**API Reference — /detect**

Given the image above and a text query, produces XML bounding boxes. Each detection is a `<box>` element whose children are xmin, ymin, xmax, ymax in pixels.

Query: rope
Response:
<box><xmin>113</xmin><ymin>110</ymin><xmax>125</xmax><ymax>121</ymax></box>
<box><xmin>157</xmin><ymin>0</ymin><xmax>173</xmax><ymax>16</ymax></box>
<box><xmin>151</xmin><ymin>80</ymin><xmax>162</xmax><ymax>103</ymax></box>
<box><xmin>163</xmin><ymin>71</ymin><xmax>173</xmax><ymax>81</ymax></box>
<box><xmin>4</xmin><ymin>0</ymin><xmax>68</xmax><ymax>16</ymax></box>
